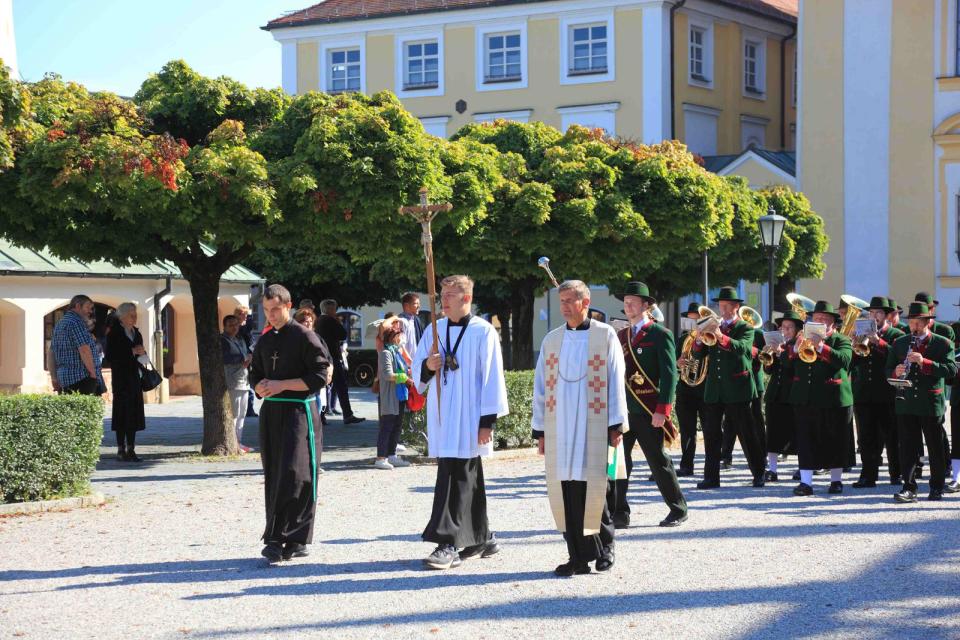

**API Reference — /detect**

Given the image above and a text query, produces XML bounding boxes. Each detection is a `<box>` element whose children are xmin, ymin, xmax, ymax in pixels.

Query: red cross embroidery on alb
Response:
<box><xmin>588</xmin><ymin>355</ymin><xmax>605</xmax><ymax>372</ymax></box>
<box><xmin>546</xmin><ymin>396</ymin><xmax>557</xmax><ymax>412</ymax></box>
<box><xmin>588</xmin><ymin>376</ymin><xmax>605</xmax><ymax>393</ymax></box>
<box><xmin>588</xmin><ymin>398</ymin><xmax>607</xmax><ymax>414</ymax></box>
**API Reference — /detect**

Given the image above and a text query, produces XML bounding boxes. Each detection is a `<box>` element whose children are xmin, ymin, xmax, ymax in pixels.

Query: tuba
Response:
<box><xmin>840</xmin><ymin>294</ymin><xmax>871</xmax><ymax>357</ymax></box>
<box><xmin>679</xmin><ymin>306</ymin><xmax>718</xmax><ymax>386</ymax></box>
<box><xmin>787</xmin><ymin>293</ymin><xmax>818</xmax><ymax>363</ymax></box>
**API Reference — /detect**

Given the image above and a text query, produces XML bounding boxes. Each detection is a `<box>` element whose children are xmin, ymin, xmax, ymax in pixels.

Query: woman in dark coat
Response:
<box><xmin>106</xmin><ymin>302</ymin><xmax>146</xmax><ymax>462</ymax></box>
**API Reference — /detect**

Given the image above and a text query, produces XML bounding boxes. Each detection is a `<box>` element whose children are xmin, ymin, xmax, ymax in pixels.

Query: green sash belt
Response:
<box><xmin>263</xmin><ymin>396</ymin><xmax>318</xmax><ymax>502</ymax></box>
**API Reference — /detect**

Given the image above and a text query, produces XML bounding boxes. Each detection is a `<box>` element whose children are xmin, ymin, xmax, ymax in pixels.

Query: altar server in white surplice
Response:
<box><xmin>412</xmin><ymin>275</ymin><xmax>509</xmax><ymax>570</ymax></box>
<box><xmin>533</xmin><ymin>280</ymin><xmax>628</xmax><ymax>578</ymax></box>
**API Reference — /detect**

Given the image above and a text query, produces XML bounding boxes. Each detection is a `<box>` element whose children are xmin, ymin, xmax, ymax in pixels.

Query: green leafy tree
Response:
<box><xmin>0</xmin><ymin>64</ymin><xmax>452</xmax><ymax>454</ymax></box>
<box><xmin>0</xmin><ymin>60</ymin><xmax>29</xmax><ymax>171</ymax></box>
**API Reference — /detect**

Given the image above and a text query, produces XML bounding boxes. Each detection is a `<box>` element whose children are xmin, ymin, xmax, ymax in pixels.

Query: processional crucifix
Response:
<box><xmin>399</xmin><ymin>187</ymin><xmax>452</xmax><ymax>420</ymax></box>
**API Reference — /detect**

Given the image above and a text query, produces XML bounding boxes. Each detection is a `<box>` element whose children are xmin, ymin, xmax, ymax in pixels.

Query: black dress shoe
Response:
<box><xmin>890</xmin><ymin>476</ymin><xmax>903</xmax><ymax>486</ymax></box>
<box><xmin>763</xmin><ymin>470</ymin><xmax>779</xmax><ymax>482</ymax></box>
<box><xmin>894</xmin><ymin>489</ymin><xmax>917</xmax><ymax>503</ymax></box>
<box><xmin>720</xmin><ymin>460</ymin><xmax>733</xmax><ymax>470</ymax></box>
<box><xmin>554</xmin><ymin>560</ymin><xmax>590</xmax><ymax>577</ymax></box>
<box><xmin>343</xmin><ymin>415</ymin><xmax>365</xmax><ymax>425</ymax></box>
<box><xmin>282</xmin><ymin>542</ymin><xmax>309</xmax><ymax>560</ymax></box>
<box><xmin>676</xmin><ymin>468</ymin><xmax>694</xmax><ymax>477</ymax></box>
<box><xmin>944</xmin><ymin>481</ymin><xmax>960</xmax><ymax>493</ymax></box>
<box><xmin>752</xmin><ymin>476</ymin><xmax>765</xmax><ymax>488</ymax></box>
<box><xmin>612</xmin><ymin>513</ymin><xmax>630</xmax><ymax>530</ymax></box>
<box><xmin>659</xmin><ymin>511</ymin><xmax>687</xmax><ymax>527</ymax></box>
<box><xmin>647</xmin><ymin>473</ymin><xmax>655</xmax><ymax>482</ymax></box>
<box><xmin>696</xmin><ymin>480</ymin><xmax>720</xmax><ymax>489</ymax></box>
<box><xmin>460</xmin><ymin>534</ymin><xmax>501</xmax><ymax>560</ymax></box>
<box><xmin>792</xmin><ymin>483</ymin><xmax>813</xmax><ymax>496</ymax></box>
<box><xmin>116</xmin><ymin>447</ymin><xmax>126</xmax><ymax>461</ymax></box>
<box><xmin>261</xmin><ymin>542</ymin><xmax>284</xmax><ymax>563</ymax></box>
<box><xmin>928</xmin><ymin>490</ymin><xmax>944</xmax><ymax>501</ymax></box>
<box><xmin>852</xmin><ymin>479</ymin><xmax>876</xmax><ymax>489</ymax></box>
<box><xmin>828</xmin><ymin>481</ymin><xmax>843</xmax><ymax>494</ymax></box>
<box><xmin>125</xmin><ymin>450</ymin><xmax>142</xmax><ymax>462</ymax></box>
<box><xmin>595</xmin><ymin>555</ymin><xmax>615</xmax><ymax>572</ymax></box>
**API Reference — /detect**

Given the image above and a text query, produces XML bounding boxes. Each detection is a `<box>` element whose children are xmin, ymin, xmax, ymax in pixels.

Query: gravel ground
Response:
<box><xmin>1</xmin><ymin>392</ymin><xmax>959</xmax><ymax>640</ymax></box>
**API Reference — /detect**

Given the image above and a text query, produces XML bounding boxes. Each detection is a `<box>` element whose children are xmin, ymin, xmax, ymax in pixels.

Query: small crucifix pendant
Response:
<box><xmin>270</xmin><ymin>351</ymin><xmax>279</xmax><ymax>372</ymax></box>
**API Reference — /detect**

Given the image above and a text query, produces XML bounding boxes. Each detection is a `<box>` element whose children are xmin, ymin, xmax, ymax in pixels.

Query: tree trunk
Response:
<box><xmin>186</xmin><ymin>268</ymin><xmax>237</xmax><ymax>456</ymax></box>
<box><xmin>510</xmin><ymin>280</ymin><xmax>537</xmax><ymax>370</ymax></box>
<box><xmin>492</xmin><ymin>303</ymin><xmax>512</xmax><ymax>370</ymax></box>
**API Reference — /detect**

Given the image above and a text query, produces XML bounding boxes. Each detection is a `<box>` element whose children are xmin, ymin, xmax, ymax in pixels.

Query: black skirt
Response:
<box><xmin>111</xmin><ymin>374</ymin><xmax>145</xmax><ymax>432</ymax></box>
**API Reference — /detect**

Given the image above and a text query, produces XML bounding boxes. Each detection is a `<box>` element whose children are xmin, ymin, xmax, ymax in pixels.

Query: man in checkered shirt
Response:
<box><xmin>51</xmin><ymin>294</ymin><xmax>102</xmax><ymax>395</ymax></box>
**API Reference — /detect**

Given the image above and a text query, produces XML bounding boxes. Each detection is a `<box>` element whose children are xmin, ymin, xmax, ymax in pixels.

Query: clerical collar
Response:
<box><xmin>447</xmin><ymin>314</ymin><xmax>472</xmax><ymax>327</ymax></box>
<box><xmin>567</xmin><ymin>318</ymin><xmax>591</xmax><ymax>331</ymax></box>
<box><xmin>271</xmin><ymin>319</ymin><xmax>294</xmax><ymax>334</ymax></box>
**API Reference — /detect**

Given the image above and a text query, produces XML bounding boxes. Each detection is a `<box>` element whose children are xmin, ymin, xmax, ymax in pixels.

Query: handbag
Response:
<box><xmin>406</xmin><ymin>383</ymin><xmax>425</xmax><ymax>412</ymax></box>
<box><xmin>139</xmin><ymin>358</ymin><xmax>163</xmax><ymax>392</ymax></box>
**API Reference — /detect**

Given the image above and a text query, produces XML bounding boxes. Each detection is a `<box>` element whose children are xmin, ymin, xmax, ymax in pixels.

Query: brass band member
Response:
<box><xmin>676</xmin><ymin>302</ymin><xmax>706</xmax><ymax>477</ymax></box>
<box><xmin>612</xmin><ymin>282</ymin><xmax>687</xmax><ymax>528</ymax></box>
<box><xmin>887</xmin><ymin>302</ymin><xmax>957</xmax><ymax>503</ymax></box>
<box><xmin>887</xmin><ymin>300</ymin><xmax>908</xmax><ymax>335</ymax></box>
<box><xmin>693</xmin><ymin>286</ymin><xmax>766</xmax><ymax>489</ymax></box>
<box><xmin>851</xmin><ymin>297</ymin><xmax>904</xmax><ymax>488</ymax></box>
<box><xmin>912</xmin><ymin>292</ymin><xmax>954</xmax><ymax>482</ymax></box>
<box><xmin>948</xmin><ymin>320</ymin><xmax>960</xmax><ymax>493</ymax></box>
<box><xmin>763</xmin><ymin>310</ymin><xmax>804</xmax><ymax>481</ymax></box>
<box><xmin>789</xmin><ymin>301</ymin><xmax>852</xmax><ymax>496</ymax></box>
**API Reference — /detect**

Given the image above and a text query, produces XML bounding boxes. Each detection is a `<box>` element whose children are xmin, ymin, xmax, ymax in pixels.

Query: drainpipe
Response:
<box><xmin>669</xmin><ymin>0</ymin><xmax>687</xmax><ymax>139</ymax></box>
<box><xmin>153</xmin><ymin>277</ymin><xmax>172</xmax><ymax>403</ymax></box>
<box><xmin>780</xmin><ymin>23</ymin><xmax>797</xmax><ymax>150</ymax></box>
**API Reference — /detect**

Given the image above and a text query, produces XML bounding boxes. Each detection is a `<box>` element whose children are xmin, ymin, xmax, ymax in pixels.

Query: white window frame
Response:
<box><xmin>559</xmin><ymin>12</ymin><xmax>615</xmax><ymax>86</ymax></box>
<box><xmin>475</xmin><ymin>21</ymin><xmax>528</xmax><ymax>92</ymax></box>
<box><xmin>419</xmin><ymin>116</ymin><xmax>451</xmax><ymax>139</ymax></box>
<box><xmin>556</xmin><ymin>102</ymin><xmax>620</xmax><ymax>136</ymax></box>
<box><xmin>395</xmin><ymin>30</ymin><xmax>445</xmax><ymax>98</ymax></box>
<box><xmin>687</xmin><ymin>15</ymin><xmax>714</xmax><ymax>89</ymax></box>
<box><xmin>742</xmin><ymin>32</ymin><xmax>767</xmax><ymax>99</ymax></box>
<box><xmin>319</xmin><ymin>37</ymin><xmax>366</xmax><ymax>95</ymax></box>
<box><xmin>473</xmin><ymin>109</ymin><xmax>533</xmax><ymax>124</ymax></box>
<box><xmin>740</xmin><ymin>114</ymin><xmax>769</xmax><ymax>150</ymax></box>
<box><xmin>682</xmin><ymin>102</ymin><xmax>721</xmax><ymax>156</ymax></box>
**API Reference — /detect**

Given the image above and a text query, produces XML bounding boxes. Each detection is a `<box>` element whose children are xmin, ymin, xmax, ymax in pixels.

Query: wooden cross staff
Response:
<box><xmin>399</xmin><ymin>187</ymin><xmax>452</xmax><ymax>420</ymax></box>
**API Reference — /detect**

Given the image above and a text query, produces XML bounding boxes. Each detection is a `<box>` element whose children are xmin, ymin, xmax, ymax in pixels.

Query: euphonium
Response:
<box><xmin>839</xmin><ymin>294</ymin><xmax>869</xmax><ymax>339</ymax></box>
<box><xmin>679</xmin><ymin>332</ymin><xmax>708</xmax><ymax>386</ymax></box>
<box><xmin>697</xmin><ymin>306</ymin><xmax>721</xmax><ymax>346</ymax></box>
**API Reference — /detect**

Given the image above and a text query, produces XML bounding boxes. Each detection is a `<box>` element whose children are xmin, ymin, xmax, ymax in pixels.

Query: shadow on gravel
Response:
<box><xmin>94</xmin><ymin>468</ymin><xmax>265</xmax><ymax>484</ymax></box>
<box><xmin>181</xmin><ymin>533</ymin><xmax>960</xmax><ymax>638</ymax></box>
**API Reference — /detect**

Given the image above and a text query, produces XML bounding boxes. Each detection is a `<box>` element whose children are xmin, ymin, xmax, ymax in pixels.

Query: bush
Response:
<box><xmin>0</xmin><ymin>394</ymin><xmax>104</xmax><ymax>503</ymax></box>
<box><xmin>400</xmin><ymin>370</ymin><xmax>536</xmax><ymax>452</ymax></box>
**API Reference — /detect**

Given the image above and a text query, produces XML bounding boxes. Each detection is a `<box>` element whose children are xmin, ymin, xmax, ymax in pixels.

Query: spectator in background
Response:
<box><xmin>222</xmin><ymin>315</ymin><xmax>253</xmax><ymax>453</ymax></box>
<box><xmin>375</xmin><ymin>321</ymin><xmax>412</xmax><ymax>470</ymax></box>
<box><xmin>51</xmin><ymin>294</ymin><xmax>102</xmax><ymax>396</ymax></box>
<box><xmin>317</xmin><ymin>299</ymin><xmax>365</xmax><ymax>425</ymax></box>
<box><xmin>235</xmin><ymin>305</ymin><xmax>258</xmax><ymax>418</ymax></box>
<box><xmin>105</xmin><ymin>302</ymin><xmax>147</xmax><ymax>462</ymax></box>
<box><xmin>295</xmin><ymin>307</ymin><xmax>329</xmax><ymax>428</ymax></box>
<box><xmin>398</xmin><ymin>292</ymin><xmax>423</xmax><ymax>359</ymax></box>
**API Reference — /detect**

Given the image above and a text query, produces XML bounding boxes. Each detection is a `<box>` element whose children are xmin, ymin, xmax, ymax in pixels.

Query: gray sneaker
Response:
<box><xmin>423</xmin><ymin>544</ymin><xmax>462</xmax><ymax>570</ymax></box>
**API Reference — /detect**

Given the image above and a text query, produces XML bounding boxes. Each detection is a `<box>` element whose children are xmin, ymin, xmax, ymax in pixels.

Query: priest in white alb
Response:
<box><xmin>412</xmin><ymin>275</ymin><xmax>510</xmax><ymax>570</ymax></box>
<box><xmin>533</xmin><ymin>280</ymin><xmax>628</xmax><ymax>577</ymax></box>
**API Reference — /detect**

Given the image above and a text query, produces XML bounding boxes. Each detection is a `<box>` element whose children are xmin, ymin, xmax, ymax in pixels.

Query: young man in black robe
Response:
<box><xmin>250</xmin><ymin>284</ymin><xmax>332</xmax><ymax>564</ymax></box>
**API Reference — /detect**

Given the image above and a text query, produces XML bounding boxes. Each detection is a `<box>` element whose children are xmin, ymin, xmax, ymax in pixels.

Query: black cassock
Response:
<box><xmin>250</xmin><ymin>319</ymin><xmax>331</xmax><ymax>545</ymax></box>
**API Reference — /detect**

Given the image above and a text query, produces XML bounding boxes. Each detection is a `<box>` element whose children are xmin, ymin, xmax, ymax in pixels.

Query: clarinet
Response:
<box><xmin>895</xmin><ymin>336</ymin><xmax>919</xmax><ymax>401</ymax></box>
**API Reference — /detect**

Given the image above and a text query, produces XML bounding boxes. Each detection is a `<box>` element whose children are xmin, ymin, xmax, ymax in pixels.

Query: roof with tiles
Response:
<box><xmin>264</xmin><ymin>0</ymin><xmax>797</xmax><ymax>30</ymax></box>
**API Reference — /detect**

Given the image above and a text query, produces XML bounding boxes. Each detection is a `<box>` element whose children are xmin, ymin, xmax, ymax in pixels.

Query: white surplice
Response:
<box><xmin>532</xmin><ymin>323</ymin><xmax>627</xmax><ymax>481</ymax></box>
<box><xmin>412</xmin><ymin>316</ymin><xmax>509</xmax><ymax>459</ymax></box>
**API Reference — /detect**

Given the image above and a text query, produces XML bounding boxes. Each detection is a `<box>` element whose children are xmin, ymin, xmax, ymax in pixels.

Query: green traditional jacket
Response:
<box><xmin>763</xmin><ymin>339</ymin><xmax>795</xmax><ymax>405</ymax></box>
<box><xmin>788</xmin><ymin>332</ymin><xmax>854</xmax><ymax>408</ymax></box>
<box><xmin>618</xmin><ymin>321</ymin><xmax>677</xmax><ymax>415</ymax></box>
<box><xmin>675</xmin><ymin>330</ymin><xmax>705</xmax><ymax>400</ymax></box>
<box><xmin>851</xmin><ymin>324</ymin><xmax>905</xmax><ymax>404</ymax></box>
<box><xmin>695</xmin><ymin>318</ymin><xmax>757</xmax><ymax>404</ymax></box>
<box><xmin>885</xmin><ymin>332</ymin><xmax>957</xmax><ymax>417</ymax></box>
<box><xmin>932</xmin><ymin>320</ymin><xmax>956</xmax><ymax>345</ymax></box>
<box><xmin>895</xmin><ymin>321</ymin><xmax>909</xmax><ymax>335</ymax></box>
<box><xmin>751</xmin><ymin>328</ymin><xmax>765</xmax><ymax>397</ymax></box>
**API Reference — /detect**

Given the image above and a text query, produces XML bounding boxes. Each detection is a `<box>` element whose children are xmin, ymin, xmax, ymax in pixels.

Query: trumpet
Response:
<box><xmin>787</xmin><ymin>293</ymin><xmax>818</xmax><ymax>363</ymax></box>
<box><xmin>852</xmin><ymin>333</ymin><xmax>873</xmax><ymax>358</ymax></box>
<box><xmin>758</xmin><ymin>345</ymin><xmax>777</xmax><ymax>367</ymax></box>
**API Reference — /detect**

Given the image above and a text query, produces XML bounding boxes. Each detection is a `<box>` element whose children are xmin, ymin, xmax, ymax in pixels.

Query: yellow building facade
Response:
<box><xmin>266</xmin><ymin>0</ymin><xmax>797</xmax><ymax>156</ymax></box>
<box><xmin>796</xmin><ymin>0</ymin><xmax>952</xmax><ymax>316</ymax></box>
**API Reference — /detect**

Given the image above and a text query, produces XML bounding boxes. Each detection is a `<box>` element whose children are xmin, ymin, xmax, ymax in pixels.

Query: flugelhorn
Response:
<box><xmin>537</xmin><ymin>256</ymin><xmax>559</xmax><ymax>288</ymax></box>
<box><xmin>787</xmin><ymin>293</ymin><xmax>817</xmax><ymax>363</ymax></box>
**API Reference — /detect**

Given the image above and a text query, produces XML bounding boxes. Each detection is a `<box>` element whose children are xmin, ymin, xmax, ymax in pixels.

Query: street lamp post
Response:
<box><xmin>758</xmin><ymin>206</ymin><xmax>787</xmax><ymax>324</ymax></box>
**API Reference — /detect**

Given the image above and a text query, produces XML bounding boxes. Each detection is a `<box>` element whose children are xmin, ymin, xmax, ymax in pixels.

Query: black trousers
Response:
<box><xmin>794</xmin><ymin>406</ymin><xmax>850</xmax><ymax>471</ymax></box>
<box><xmin>765</xmin><ymin>400</ymin><xmax>795</xmax><ymax>454</ymax></box>
<box><xmin>562</xmin><ymin>479</ymin><xmax>615</xmax><ymax>564</ymax></box>
<box><xmin>611</xmin><ymin>413</ymin><xmax>687</xmax><ymax>517</ymax></box>
<box><xmin>845</xmin><ymin>410</ymin><xmax>857</xmax><ymax>467</ymax></box>
<box><xmin>422</xmin><ymin>457</ymin><xmax>490</xmax><ymax>548</ymax></box>
<box><xmin>853</xmin><ymin>402</ymin><xmax>900</xmax><ymax>482</ymax></box>
<box><xmin>330</xmin><ymin>363</ymin><xmax>355</xmax><ymax>418</ymax></box>
<box><xmin>60</xmin><ymin>377</ymin><xmax>100</xmax><ymax>396</ymax></box>
<box><xmin>702</xmin><ymin>401</ymin><xmax>765</xmax><ymax>483</ymax></box>
<box><xmin>751</xmin><ymin>397</ymin><xmax>767</xmax><ymax>456</ymax></box>
<box><xmin>376</xmin><ymin>402</ymin><xmax>405</xmax><ymax>458</ymax></box>
<box><xmin>721</xmin><ymin>415</ymin><xmax>736</xmax><ymax>464</ymax></box>
<box><xmin>898</xmin><ymin>415</ymin><xmax>946</xmax><ymax>492</ymax></box>
<box><xmin>917</xmin><ymin>420</ymin><xmax>951</xmax><ymax>474</ymax></box>
<box><xmin>676</xmin><ymin>392</ymin><xmax>705</xmax><ymax>472</ymax></box>
<box><xmin>952</xmin><ymin>405</ymin><xmax>960</xmax><ymax>460</ymax></box>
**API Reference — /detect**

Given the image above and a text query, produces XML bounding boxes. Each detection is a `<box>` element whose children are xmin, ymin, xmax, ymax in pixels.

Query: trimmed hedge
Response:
<box><xmin>0</xmin><ymin>394</ymin><xmax>104</xmax><ymax>503</ymax></box>
<box><xmin>400</xmin><ymin>370</ymin><xmax>536</xmax><ymax>452</ymax></box>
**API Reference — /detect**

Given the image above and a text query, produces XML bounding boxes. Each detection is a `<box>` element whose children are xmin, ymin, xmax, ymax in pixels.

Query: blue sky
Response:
<box><xmin>12</xmin><ymin>0</ymin><xmax>299</xmax><ymax>95</ymax></box>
